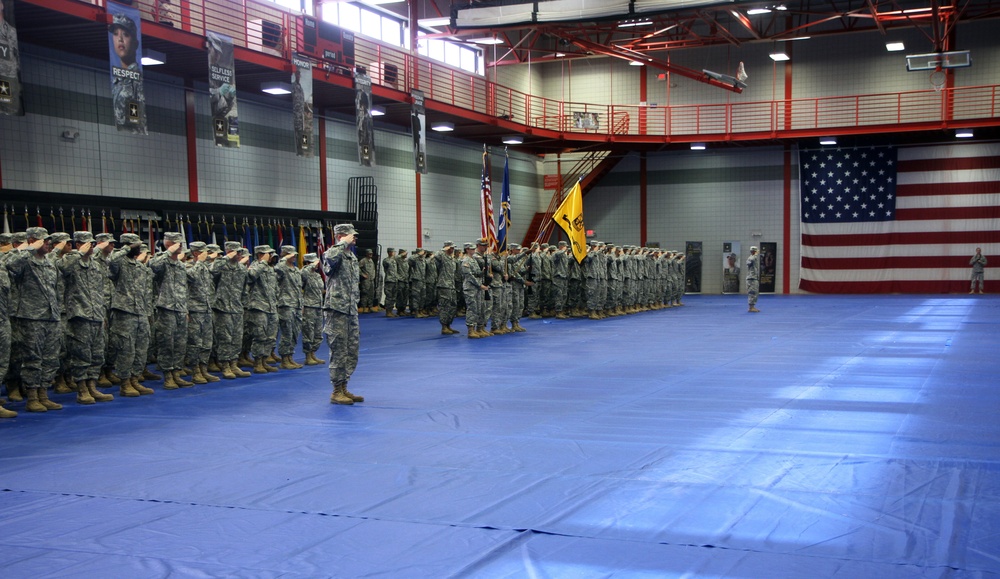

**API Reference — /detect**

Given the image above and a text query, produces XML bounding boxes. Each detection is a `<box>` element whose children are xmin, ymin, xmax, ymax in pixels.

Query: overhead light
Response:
<box><xmin>469</xmin><ymin>37</ymin><xmax>504</xmax><ymax>45</ymax></box>
<box><xmin>820</xmin><ymin>137</ymin><xmax>837</xmax><ymax>145</ymax></box>
<box><xmin>431</xmin><ymin>121</ymin><xmax>454</xmax><ymax>132</ymax></box>
<box><xmin>140</xmin><ymin>48</ymin><xmax>166</xmax><ymax>66</ymax></box>
<box><xmin>261</xmin><ymin>81</ymin><xmax>292</xmax><ymax>95</ymax></box>
<box><xmin>690</xmin><ymin>143</ymin><xmax>706</xmax><ymax>150</ymax></box>
<box><xmin>629</xmin><ymin>60</ymin><xmax>644</xmax><ymax>66</ymax></box>
<box><xmin>371</xmin><ymin>105</ymin><xmax>386</xmax><ymax>117</ymax></box>
<box><xmin>777</xmin><ymin>36</ymin><xmax>811</xmax><ymax>42</ymax></box>
<box><xmin>747</xmin><ymin>8</ymin><xmax>772</xmax><ymax>15</ymax></box>
<box><xmin>418</xmin><ymin>17</ymin><xmax>452</xmax><ymax>28</ymax></box>
<box><xmin>886</xmin><ymin>42</ymin><xmax>905</xmax><ymax>52</ymax></box>
<box><xmin>618</xmin><ymin>20</ymin><xmax>653</xmax><ymax>28</ymax></box>
<box><xmin>956</xmin><ymin>129</ymin><xmax>974</xmax><ymax>138</ymax></box>
<box><xmin>555</xmin><ymin>52</ymin><xmax>566</xmax><ymax>58</ymax></box>
<box><xmin>775</xmin><ymin>4</ymin><xmax>787</xmax><ymax>10</ymax></box>
<box><xmin>769</xmin><ymin>52</ymin><xmax>790</xmax><ymax>61</ymax></box>
<box><xmin>502</xmin><ymin>135</ymin><xmax>523</xmax><ymax>145</ymax></box>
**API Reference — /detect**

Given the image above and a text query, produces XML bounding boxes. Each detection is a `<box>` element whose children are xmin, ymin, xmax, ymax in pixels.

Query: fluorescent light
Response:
<box><xmin>956</xmin><ymin>129</ymin><xmax>974</xmax><ymax>138</ymax></box>
<box><xmin>261</xmin><ymin>81</ymin><xmax>292</xmax><ymax>95</ymax></box>
<box><xmin>555</xmin><ymin>52</ymin><xmax>566</xmax><ymax>58</ymax></box>
<box><xmin>885</xmin><ymin>42</ymin><xmax>905</xmax><ymax>52</ymax></box>
<box><xmin>820</xmin><ymin>137</ymin><xmax>837</xmax><ymax>145</ymax></box>
<box><xmin>418</xmin><ymin>17</ymin><xmax>451</xmax><ymax>28</ymax></box>
<box><xmin>775</xmin><ymin>4</ymin><xmax>787</xmax><ymax>10</ymax></box>
<box><xmin>502</xmin><ymin>136</ymin><xmax>523</xmax><ymax>145</ymax></box>
<box><xmin>468</xmin><ymin>37</ymin><xmax>504</xmax><ymax>45</ymax></box>
<box><xmin>141</xmin><ymin>48</ymin><xmax>166</xmax><ymax>66</ymax></box>
<box><xmin>747</xmin><ymin>8</ymin><xmax>772</xmax><ymax>15</ymax></box>
<box><xmin>777</xmin><ymin>36</ymin><xmax>811</xmax><ymax>42</ymax></box>
<box><xmin>431</xmin><ymin>121</ymin><xmax>454</xmax><ymax>132</ymax></box>
<box><xmin>769</xmin><ymin>52</ymin><xmax>790</xmax><ymax>61</ymax></box>
<box><xmin>618</xmin><ymin>20</ymin><xmax>653</xmax><ymax>28</ymax></box>
<box><xmin>690</xmin><ymin>143</ymin><xmax>706</xmax><ymax>150</ymax></box>
<box><xmin>371</xmin><ymin>105</ymin><xmax>386</xmax><ymax>117</ymax></box>
<box><xmin>629</xmin><ymin>60</ymin><xmax>644</xmax><ymax>66</ymax></box>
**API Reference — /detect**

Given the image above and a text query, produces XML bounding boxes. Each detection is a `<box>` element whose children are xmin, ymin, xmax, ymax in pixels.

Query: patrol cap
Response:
<box><xmin>224</xmin><ymin>241</ymin><xmax>242</xmax><ymax>252</ymax></box>
<box><xmin>280</xmin><ymin>245</ymin><xmax>297</xmax><ymax>256</ymax></box>
<box><xmin>189</xmin><ymin>241</ymin><xmax>207</xmax><ymax>251</ymax></box>
<box><xmin>508</xmin><ymin>243</ymin><xmax>520</xmax><ymax>250</ymax></box>
<box><xmin>206</xmin><ymin>244</ymin><xmax>221</xmax><ymax>253</ymax></box>
<box><xmin>588</xmin><ymin>240</ymin><xmax>598</xmax><ymax>247</ymax></box>
<box><xmin>163</xmin><ymin>231</ymin><xmax>183</xmax><ymax>243</ymax></box>
<box><xmin>334</xmin><ymin>223</ymin><xmax>357</xmax><ymax>236</ymax></box>
<box><xmin>254</xmin><ymin>245</ymin><xmax>275</xmax><ymax>254</ymax></box>
<box><xmin>304</xmin><ymin>253</ymin><xmax>319</xmax><ymax>263</ymax></box>
<box><xmin>416</xmin><ymin>247</ymin><xmax>425</xmax><ymax>253</ymax></box>
<box><xmin>476</xmin><ymin>237</ymin><xmax>488</xmax><ymax>246</ymax></box>
<box><xmin>0</xmin><ymin>233</ymin><xmax>12</xmax><ymax>245</ymax></box>
<box><xmin>557</xmin><ymin>240</ymin><xmax>568</xmax><ymax>247</ymax></box>
<box><xmin>120</xmin><ymin>233</ymin><xmax>141</xmax><ymax>245</ymax></box>
<box><xmin>750</xmin><ymin>246</ymin><xmax>758</xmax><ymax>252</ymax></box>
<box><xmin>109</xmin><ymin>13</ymin><xmax>137</xmax><ymax>37</ymax></box>
<box><xmin>51</xmin><ymin>232</ymin><xmax>72</xmax><ymax>244</ymax></box>
<box><xmin>541</xmin><ymin>243</ymin><xmax>550</xmax><ymax>249</ymax></box>
<box><xmin>365</xmin><ymin>248</ymin><xmax>373</xmax><ymax>254</ymax></box>
<box><xmin>12</xmin><ymin>232</ymin><xmax>27</xmax><ymax>245</ymax></box>
<box><xmin>442</xmin><ymin>241</ymin><xmax>455</xmax><ymax>248</ymax></box>
<box><xmin>386</xmin><ymin>247</ymin><xmax>395</xmax><ymax>253</ymax></box>
<box><xmin>463</xmin><ymin>242</ymin><xmax>476</xmax><ymax>250</ymax></box>
<box><xmin>73</xmin><ymin>231</ymin><xmax>95</xmax><ymax>244</ymax></box>
<box><xmin>95</xmin><ymin>233</ymin><xmax>114</xmax><ymax>244</ymax></box>
<box><xmin>238</xmin><ymin>247</ymin><xmax>250</xmax><ymax>256</ymax></box>
<box><xmin>26</xmin><ymin>227</ymin><xmax>49</xmax><ymax>241</ymax></box>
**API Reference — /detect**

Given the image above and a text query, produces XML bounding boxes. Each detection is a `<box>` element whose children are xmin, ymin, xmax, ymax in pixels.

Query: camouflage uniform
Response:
<box><xmin>58</xmin><ymin>235</ymin><xmax>107</xmax><ymax>382</ymax></box>
<box><xmin>507</xmin><ymin>246</ymin><xmax>529</xmax><ymax>330</ymax></box>
<box><xmin>149</xmin><ymin>237</ymin><xmax>188</xmax><ymax>373</ymax></box>
<box><xmin>107</xmin><ymin>235</ymin><xmax>147</xmax><ymax>380</ymax></box>
<box><xmin>275</xmin><ymin>246</ymin><xmax>303</xmax><ymax>358</ymax></box>
<box><xmin>381</xmin><ymin>249</ymin><xmax>398</xmax><ymax>315</ymax></box>
<box><xmin>358</xmin><ymin>251</ymin><xmax>376</xmax><ymax>310</ymax></box>
<box><xmin>6</xmin><ymin>230</ymin><xmax>61</xmax><ymax>393</ymax></box>
<box><xmin>322</xmin><ymin>225</ymin><xmax>361</xmax><ymax>402</ymax></box>
<box><xmin>300</xmin><ymin>256</ymin><xmax>324</xmax><ymax>357</ymax></box>
<box><xmin>552</xmin><ymin>243</ymin><xmax>570</xmax><ymax>316</ymax></box>
<box><xmin>488</xmin><ymin>253</ymin><xmax>505</xmax><ymax>331</ymax></box>
<box><xmin>185</xmin><ymin>243</ymin><xmax>214</xmax><ymax>366</ymax></box>
<box><xmin>746</xmin><ymin>248</ymin><xmax>760</xmax><ymax>310</ymax></box>
<box><xmin>460</xmin><ymin>243</ymin><xmax>486</xmax><ymax>332</ymax></box>
<box><xmin>408</xmin><ymin>249</ymin><xmax>426</xmax><ymax>316</ymax></box>
<box><xmin>245</xmin><ymin>247</ymin><xmax>278</xmax><ymax>359</ymax></box>
<box><xmin>434</xmin><ymin>244</ymin><xmax>458</xmax><ymax>329</ymax></box>
<box><xmin>395</xmin><ymin>251</ymin><xmax>410</xmax><ymax>314</ymax></box>
<box><xmin>0</xmin><ymin>253</ymin><xmax>11</xmax><ymax>398</ymax></box>
<box><xmin>210</xmin><ymin>243</ymin><xmax>247</xmax><ymax>364</ymax></box>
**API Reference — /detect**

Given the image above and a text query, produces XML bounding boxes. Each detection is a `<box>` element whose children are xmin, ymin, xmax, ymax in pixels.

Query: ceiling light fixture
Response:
<box><xmin>431</xmin><ymin>121</ymin><xmax>454</xmax><ymax>132</ymax></box>
<box><xmin>690</xmin><ymin>143</ymin><xmax>706</xmax><ymax>150</ymax></box>
<box><xmin>140</xmin><ymin>48</ymin><xmax>166</xmax><ymax>66</ymax></box>
<box><xmin>629</xmin><ymin>60</ymin><xmax>644</xmax><ymax>66</ymax></box>
<box><xmin>618</xmin><ymin>20</ymin><xmax>653</xmax><ymax>28</ymax></box>
<box><xmin>820</xmin><ymin>137</ymin><xmax>837</xmax><ymax>145</ymax></box>
<box><xmin>502</xmin><ymin>135</ymin><xmax>523</xmax><ymax>145</ymax></box>
<box><xmin>418</xmin><ymin>17</ymin><xmax>451</xmax><ymax>28</ymax></box>
<box><xmin>747</xmin><ymin>7</ymin><xmax>772</xmax><ymax>15</ymax></box>
<box><xmin>261</xmin><ymin>81</ymin><xmax>293</xmax><ymax>95</ymax></box>
<box><xmin>371</xmin><ymin>105</ymin><xmax>386</xmax><ymax>117</ymax></box>
<box><xmin>468</xmin><ymin>37</ymin><xmax>504</xmax><ymax>45</ymax></box>
<box><xmin>769</xmin><ymin>52</ymin><xmax>790</xmax><ymax>61</ymax></box>
<box><xmin>886</xmin><ymin>42</ymin><xmax>905</xmax><ymax>52</ymax></box>
<box><xmin>956</xmin><ymin>129</ymin><xmax>974</xmax><ymax>138</ymax></box>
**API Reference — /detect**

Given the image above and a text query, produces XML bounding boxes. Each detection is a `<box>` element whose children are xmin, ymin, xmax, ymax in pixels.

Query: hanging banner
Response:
<box><xmin>760</xmin><ymin>241</ymin><xmax>777</xmax><ymax>293</ymax></box>
<box><xmin>722</xmin><ymin>241</ymin><xmax>741</xmax><ymax>294</ymax></box>
<box><xmin>0</xmin><ymin>0</ymin><xmax>23</xmax><ymax>116</ymax></box>
<box><xmin>107</xmin><ymin>3</ymin><xmax>146</xmax><ymax>134</ymax></box>
<box><xmin>292</xmin><ymin>55</ymin><xmax>313</xmax><ymax>157</ymax></box>
<box><xmin>355</xmin><ymin>69</ymin><xmax>375</xmax><ymax>166</ymax></box>
<box><xmin>411</xmin><ymin>89</ymin><xmax>426</xmax><ymax>174</ymax></box>
<box><xmin>208</xmin><ymin>32</ymin><xmax>239</xmax><ymax>147</ymax></box>
<box><xmin>685</xmin><ymin>241</ymin><xmax>703</xmax><ymax>293</ymax></box>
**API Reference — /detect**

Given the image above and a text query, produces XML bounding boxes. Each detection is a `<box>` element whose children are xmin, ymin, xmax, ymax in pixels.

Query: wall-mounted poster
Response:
<box><xmin>107</xmin><ymin>2</ymin><xmax>146</xmax><ymax>133</ymax></box>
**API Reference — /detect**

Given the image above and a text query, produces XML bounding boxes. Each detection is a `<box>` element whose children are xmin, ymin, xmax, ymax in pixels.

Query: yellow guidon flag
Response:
<box><xmin>551</xmin><ymin>180</ymin><xmax>588</xmax><ymax>263</ymax></box>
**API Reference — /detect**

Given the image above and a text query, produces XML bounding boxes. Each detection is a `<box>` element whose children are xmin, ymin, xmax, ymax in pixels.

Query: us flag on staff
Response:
<box><xmin>799</xmin><ymin>143</ymin><xmax>1000</xmax><ymax>293</ymax></box>
<box><xmin>480</xmin><ymin>148</ymin><xmax>498</xmax><ymax>252</ymax></box>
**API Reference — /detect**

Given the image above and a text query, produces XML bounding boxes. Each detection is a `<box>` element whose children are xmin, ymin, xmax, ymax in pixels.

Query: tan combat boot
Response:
<box><xmin>467</xmin><ymin>326</ymin><xmax>481</xmax><ymax>339</ymax></box>
<box><xmin>201</xmin><ymin>363</ymin><xmax>221</xmax><ymax>382</ymax></box>
<box><xmin>37</xmin><ymin>388</ymin><xmax>63</xmax><ymax>411</ymax></box>
<box><xmin>161</xmin><ymin>371</ymin><xmax>179</xmax><ymax>390</ymax></box>
<box><xmin>54</xmin><ymin>373</ymin><xmax>74</xmax><ymax>394</ymax></box>
<box><xmin>512</xmin><ymin>321</ymin><xmax>527</xmax><ymax>332</ymax></box>
<box><xmin>207</xmin><ymin>359</ymin><xmax>223</xmax><ymax>373</ymax></box>
<box><xmin>6</xmin><ymin>380</ymin><xmax>24</xmax><ymax>402</ymax></box>
<box><xmin>141</xmin><ymin>367</ymin><xmax>161</xmax><ymax>382</ymax></box>
<box><xmin>267</xmin><ymin>350</ymin><xmax>280</xmax><ymax>364</ymax></box>
<box><xmin>0</xmin><ymin>403</ymin><xmax>16</xmax><ymax>418</ymax></box>
<box><xmin>26</xmin><ymin>388</ymin><xmax>47</xmax><ymax>412</ymax></box>
<box><xmin>280</xmin><ymin>355</ymin><xmax>297</xmax><ymax>370</ymax></box>
<box><xmin>130</xmin><ymin>376</ymin><xmax>154</xmax><ymax>395</ymax></box>
<box><xmin>342</xmin><ymin>383</ymin><xmax>364</xmax><ymax>403</ymax></box>
<box><xmin>75</xmin><ymin>381</ymin><xmax>95</xmax><ymax>405</ymax></box>
<box><xmin>174</xmin><ymin>370</ymin><xmax>194</xmax><ymax>387</ymax></box>
<box><xmin>87</xmin><ymin>379</ymin><xmax>115</xmax><ymax>402</ymax></box>
<box><xmin>330</xmin><ymin>383</ymin><xmax>354</xmax><ymax>405</ymax></box>
<box><xmin>191</xmin><ymin>365</ymin><xmax>209</xmax><ymax>385</ymax></box>
<box><xmin>237</xmin><ymin>352</ymin><xmax>254</xmax><ymax>368</ymax></box>
<box><xmin>230</xmin><ymin>360</ymin><xmax>252</xmax><ymax>378</ymax></box>
<box><xmin>221</xmin><ymin>362</ymin><xmax>237</xmax><ymax>380</ymax></box>
<box><xmin>119</xmin><ymin>377</ymin><xmax>140</xmax><ymax>397</ymax></box>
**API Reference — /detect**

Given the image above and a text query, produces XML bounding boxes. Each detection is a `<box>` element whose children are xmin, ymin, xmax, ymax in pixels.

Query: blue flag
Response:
<box><xmin>497</xmin><ymin>152</ymin><xmax>511</xmax><ymax>254</ymax></box>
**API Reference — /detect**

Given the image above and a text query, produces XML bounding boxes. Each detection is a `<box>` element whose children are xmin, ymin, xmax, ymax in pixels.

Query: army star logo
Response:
<box><xmin>215</xmin><ymin>119</ymin><xmax>225</xmax><ymax>134</ymax></box>
<box><xmin>0</xmin><ymin>81</ymin><xmax>10</xmax><ymax>97</ymax></box>
<box><xmin>129</xmin><ymin>102</ymin><xmax>139</xmax><ymax>120</ymax></box>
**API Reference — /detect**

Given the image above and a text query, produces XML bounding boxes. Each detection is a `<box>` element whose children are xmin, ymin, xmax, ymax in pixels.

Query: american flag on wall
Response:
<box><xmin>799</xmin><ymin>143</ymin><xmax>1000</xmax><ymax>293</ymax></box>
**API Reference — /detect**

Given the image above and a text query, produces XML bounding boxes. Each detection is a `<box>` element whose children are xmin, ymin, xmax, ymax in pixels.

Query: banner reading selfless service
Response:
<box><xmin>411</xmin><ymin>89</ymin><xmax>426</xmax><ymax>174</ymax></box>
<box><xmin>0</xmin><ymin>0</ymin><xmax>23</xmax><ymax>116</ymax></box>
<box><xmin>293</xmin><ymin>55</ymin><xmax>313</xmax><ymax>157</ymax></box>
<box><xmin>356</xmin><ymin>70</ymin><xmax>375</xmax><ymax>166</ymax></box>
<box><xmin>208</xmin><ymin>31</ymin><xmax>239</xmax><ymax>147</ymax></box>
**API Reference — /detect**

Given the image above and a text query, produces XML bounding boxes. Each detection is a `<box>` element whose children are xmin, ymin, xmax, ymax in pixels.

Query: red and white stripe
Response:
<box><xmin>800</xmin><ymin>142</ymin><xmax>1000</xmax><ymax>293</ymax></box>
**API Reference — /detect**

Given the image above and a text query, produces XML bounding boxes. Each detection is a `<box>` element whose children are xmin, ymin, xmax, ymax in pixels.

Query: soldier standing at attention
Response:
<box><xmin>210</xmin><ymin>241</ymin><xmax>250</xmax><ymax>379</ymax></box>
<box><xmin>323</xmin><ymin>224</ymin><xmax>364</xmax><ymax>405</ymax></box>
<box><xmin>746</xmin><ymin>246</ymin><xmax>760</xmax><ymax>313</ymax></box>
<box><xmin>300</xmin><ymin>253</ymin><xmax>326</xmax><ymax>365</ymax></box>
<box><xmin>358</xmin><ymin>248</ymin><xmax>376</xmax><ymax>313</ymax></box>
<box><xmin>434</xmin><ymin>241</ymin><xmax>459</xmax><ymax>335</ymax></box>
<box><xmin>460</xmin><ymin>241</ymin><xmax>487</xmax><ymax>339</ymax></box>
<box><xmin>381</xmin><ymin>248</ymin><xmax>398</xmax><ymax>317</ymax></box>
<box><xmin>246</xmin><ymin>245</ymin><xmax>279</xmax><ymax>374</ymax></box>
<box><xmin>149</xmin><ymin>232</ymin><xmax>191</xmax><ymax>388</ymax></box>
<box><xmin>275</xmin><ymin>245</ymin><xmax>304</xmax><ymax>370</ymax></box>
<box><xmin>970</xmin><ymin>247</ymin><xmax>987</xmax><ymax>294</ymax></box>
<box><xmin>0</xmin><ymin>235</ymin><xmax>14</xmax><ymax>418</ymax></box>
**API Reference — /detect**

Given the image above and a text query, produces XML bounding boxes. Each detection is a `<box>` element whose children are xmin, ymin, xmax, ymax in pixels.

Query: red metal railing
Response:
<box><xmin>88</xmin><ymin>0</ymin><xmax>1000</xmax><ymax>140</ymax></box>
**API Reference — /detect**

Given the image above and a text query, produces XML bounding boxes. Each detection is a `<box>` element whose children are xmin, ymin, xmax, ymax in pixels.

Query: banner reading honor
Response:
<box><xmin>107</xmin><ymin>2</ymin><xmax>146</xmax><ymax>134</ymax></box>
<box><xmin>292</xmin><ymin>55</ymin><xmax>313</xmax><ymax>157</ymax></box>
<box><xmin>207</xmin><ymin>32</ymin><xmax>239</xmax><ymax>147</ymax></box>
<box><xmin>0</xmin><ymin>0</ymin><xmax>24</xmax><ymax>116</ymax></box>
<box><xmin>552</xmin><ymin>181</ymin><xmax>587</xmax><ymax>263</ymax></box>
<box><xmin>356</xmin><ymin>70</ymin><xmax>375</xmax><ymax>166</ymax></box>
<box><xmin>411</xmin><ymin>89</ymin><xmax>426</xmax><ymax>173</ymax></box>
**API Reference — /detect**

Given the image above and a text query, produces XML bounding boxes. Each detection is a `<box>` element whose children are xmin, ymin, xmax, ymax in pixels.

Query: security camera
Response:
<box><xmin>61</xmin><ymin>128</ymin><xmax>80</xmax><ymax>142</ymax></box>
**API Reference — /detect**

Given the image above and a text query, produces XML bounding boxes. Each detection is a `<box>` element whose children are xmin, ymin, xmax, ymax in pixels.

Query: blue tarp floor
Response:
<box><xmin>1</xmin><ymin>295</ymin><xmax>999</xmax><ymax>578</ymax></box>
